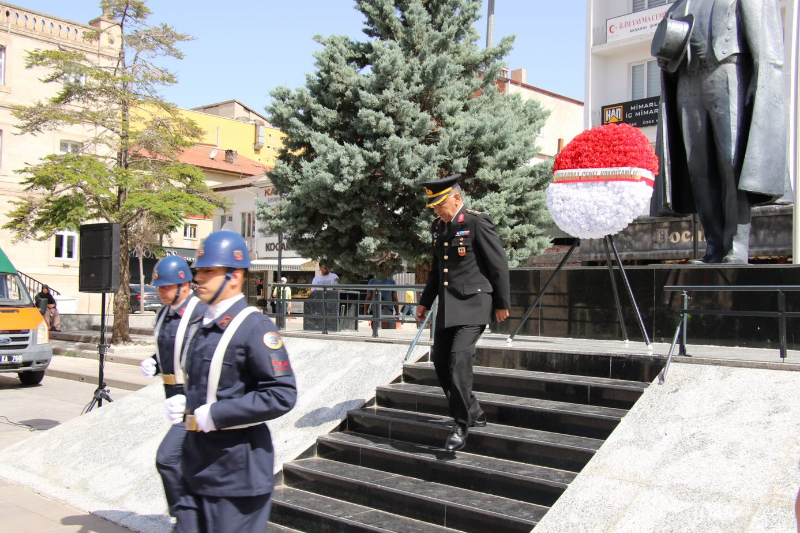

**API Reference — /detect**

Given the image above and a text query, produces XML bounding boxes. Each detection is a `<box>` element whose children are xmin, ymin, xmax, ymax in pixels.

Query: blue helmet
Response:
<box><xmin>194</xmin><ymin>230</ymin><xmax>251</xmax><ymax>269</ymax></box>
<box><xmin>151</xmin><ymin>256</ymin><xmax>193</xmax><ymax>286</ymax></box>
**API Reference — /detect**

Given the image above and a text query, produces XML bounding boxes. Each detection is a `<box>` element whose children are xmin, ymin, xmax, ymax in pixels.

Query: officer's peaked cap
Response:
<box><xmin>152</xmin><ymin>255</ymin><xmax>193</xmax><ymax>286</ymax></box>
<box><xmin>421</xmin><ymin>174</ymin><xmax>461</xmax><ymax>207</ymax></box>
<box><xmin>195</xmin><ymin>230</ymin><xmax>251</xmax><ymax>269</ymax></box>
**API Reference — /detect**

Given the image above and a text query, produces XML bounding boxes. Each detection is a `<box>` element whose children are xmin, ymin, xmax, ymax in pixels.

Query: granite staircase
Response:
<box><xmin>269</xmin><ymin>344</ymin><xmax>665</xmax><ymax>532</ymax></box>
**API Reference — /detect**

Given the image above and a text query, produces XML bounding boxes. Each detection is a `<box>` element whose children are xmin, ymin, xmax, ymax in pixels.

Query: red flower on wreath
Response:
<box><xmin>553</xmin><ymin>123</ymin><xmax>659</xmax><ymax>175</ymax></box>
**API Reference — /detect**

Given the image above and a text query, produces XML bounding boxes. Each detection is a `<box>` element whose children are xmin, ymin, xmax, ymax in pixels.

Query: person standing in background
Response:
<box><xmin>312</xmin><ymin>261</ymin><xmax>339</xmax><ymax>286</ymax></box>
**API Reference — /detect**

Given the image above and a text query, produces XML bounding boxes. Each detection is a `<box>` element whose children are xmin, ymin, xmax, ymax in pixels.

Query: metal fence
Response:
<box><xmin>261</xmin><ymin>282</ymin><xmax>434</xmax><ymax>340</ymax></box>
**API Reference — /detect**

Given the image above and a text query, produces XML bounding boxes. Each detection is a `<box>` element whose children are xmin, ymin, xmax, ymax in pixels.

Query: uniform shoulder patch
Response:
<box><xmin>264</xmin><ymin>331</ymin><xmax>284</xmax><ymax>350</ymax></box>
<box><xmin>177</xmin><ymin>307</ymin><xmax>185</xmax><ymax>317</ymax></box>
<box><xmin>466</xmin><ymin>208</ymin><xmax>482</xmax><ymax>215</ymax></box>
<box><xmin>219</xmin><ymin>314</ymin><xmax>233</xmax><ymax>328</ymax></box>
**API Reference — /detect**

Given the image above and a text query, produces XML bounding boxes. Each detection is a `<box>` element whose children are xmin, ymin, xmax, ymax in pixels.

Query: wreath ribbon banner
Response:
<box><xmin>552</xmin><ymin>167</ymin><xmax>655</xmax><ymax>187</ymax></box>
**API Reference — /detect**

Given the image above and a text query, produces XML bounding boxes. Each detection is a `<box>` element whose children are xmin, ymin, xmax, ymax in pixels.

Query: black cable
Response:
<box><xmin>0</xmin><ymin>415</ymin><xmax>40</xmax><ymax>431</ymax></box>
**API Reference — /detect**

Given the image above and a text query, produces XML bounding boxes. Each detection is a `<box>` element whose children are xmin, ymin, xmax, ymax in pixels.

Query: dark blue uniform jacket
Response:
<box><xmin>151</xmin><ymin>297</ymin><xmax>207</xmax><ymax>399</ymax></box>
<box><xmin>182</xmin><ymin>297</ymin><xmax>297</xmax><ymax>497</ymax></box>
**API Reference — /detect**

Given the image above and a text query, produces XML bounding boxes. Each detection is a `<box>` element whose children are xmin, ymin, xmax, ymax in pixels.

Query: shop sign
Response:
<box><xmin>602</xmin><ymin>96</ymin><xmax>660</xmax><ymax>128</ymax></box>
<box><xmin>606</xmin><ymin>4</ymin><xmax>670</xmax><ymax>43</ymax></box>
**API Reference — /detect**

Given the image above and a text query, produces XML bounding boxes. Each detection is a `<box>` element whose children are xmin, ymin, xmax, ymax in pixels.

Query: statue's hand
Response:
<box><xmin>656</xmin><ymin>57</ymin><xmax>668</xmax><ymax>70</ymax></box>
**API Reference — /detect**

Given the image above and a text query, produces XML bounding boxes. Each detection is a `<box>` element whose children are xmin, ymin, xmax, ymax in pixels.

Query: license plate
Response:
<box><xmin>0</xmin><ymin>355</ymin><xmax>21</xmax><ymax>363</ymax></box>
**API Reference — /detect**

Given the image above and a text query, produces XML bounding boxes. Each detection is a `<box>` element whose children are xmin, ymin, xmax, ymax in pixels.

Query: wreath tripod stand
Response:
<box><xmin>507</xmin><ymin>234</ymin><xmax>652</xmax><ymax>349</ymax></box>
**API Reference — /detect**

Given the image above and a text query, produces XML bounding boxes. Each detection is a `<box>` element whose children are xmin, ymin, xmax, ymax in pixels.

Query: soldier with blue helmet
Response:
<box><xmin>169</xmin><ymin>230</ymin><xmax>297</xmax><ymax>533</ymax></box>
<box><xmin>140</xmin><ymin>255</ymin><xmax>207</xmax><ymax>520</ymax></box>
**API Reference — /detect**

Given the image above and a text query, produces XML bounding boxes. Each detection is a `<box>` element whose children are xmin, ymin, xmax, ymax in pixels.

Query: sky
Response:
<box><xmin>20</xmin><ymin>1</ymin><xmax>586</xmax><ymax>116</ymax></box>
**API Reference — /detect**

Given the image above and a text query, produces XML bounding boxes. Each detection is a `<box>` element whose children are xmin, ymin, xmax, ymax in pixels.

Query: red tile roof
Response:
<box><xmin>135</xmin><ymin>145</ymin><xmax>266</xmax><ymax>176</ymax></box>
<box><xmin>177</xmin><ymin>146</ymin><xmax>266</xmax><ymax>176</ymax></box>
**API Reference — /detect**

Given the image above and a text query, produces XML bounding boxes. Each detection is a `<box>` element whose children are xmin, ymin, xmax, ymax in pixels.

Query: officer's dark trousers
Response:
<box><xmin>174</xmin><ymin>491</ymin><xmax>272</xmax><ymax>533</ymax></box>
<box><xmin>676</xmin><ymin>58</ymin><xmax>751</xmax><ymax>254</ymax></box>
<box><xmin>156</xmin><ymin>423</ymin><xmax>186</xmax><ymax>516</ymax></box>
<box><xmin>432</xmin><ymin>324</ymin><xmax>486</xmax><ymax>427</ymax></box>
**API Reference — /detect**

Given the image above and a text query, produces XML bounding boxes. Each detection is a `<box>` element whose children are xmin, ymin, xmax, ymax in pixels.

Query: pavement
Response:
<box><xmin>1</xmin><ymin>316</ymin><xmax>798</xmax><ymax>533</ymax></box>
<box><xmin>0</xmin><ymin>374</ymin><xmax>134</xmax><ymax>532</ymax></box>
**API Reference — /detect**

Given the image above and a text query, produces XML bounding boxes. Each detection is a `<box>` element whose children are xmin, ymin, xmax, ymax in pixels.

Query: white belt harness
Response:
<box><xmin>153</xmin><ymin>297</ymin><xmax>200</xmax><ymax>385</ymax></box>
<box><xmin>191</xmin><ymin>306</ymin><xmax>262</xmax><ymax>431</ymax></box>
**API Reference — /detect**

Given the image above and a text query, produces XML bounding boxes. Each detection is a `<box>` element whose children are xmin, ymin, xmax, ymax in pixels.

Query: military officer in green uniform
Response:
<box><xmin>416</xmin><ymin>174</ymin><xmax>510</xmax><ymax>451</ymax></box>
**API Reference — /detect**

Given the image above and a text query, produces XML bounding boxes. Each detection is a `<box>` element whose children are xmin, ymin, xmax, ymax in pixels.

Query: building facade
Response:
<box><xmin>498</xmin><ymin>68</ymin><xmax>584</xmax><ymax>161</ymax></box>
<box><xmin>0</xmin><ymin>4</ymin><xmax>119</xmax><ymax>313</ymax></box>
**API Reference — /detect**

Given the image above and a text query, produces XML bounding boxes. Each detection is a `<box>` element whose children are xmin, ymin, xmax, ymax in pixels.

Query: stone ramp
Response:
<box><xmin>533</xmin><ymin>363</ymin><xmax>800</xmax><ymax>533</ymax></box>
<box><xmin>0</xmin><ymin>338</ymin><xmax>427</xmax><ymax>533</ymax></box>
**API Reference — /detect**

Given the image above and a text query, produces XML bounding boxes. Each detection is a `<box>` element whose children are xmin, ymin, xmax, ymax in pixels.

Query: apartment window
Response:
<box><xmin>54</xmin><ymin>230</ymin><xmax>77</xmax><ymax>260</ymax></box>
<box><xmin>241</xmin><ymin>212</ymin><xmax>255</xmax><ymax>238</ymax></box>
<box><xmin>60</xmin><ymin>140</ymin><xmax>82</xmax><ymax>154</ymax></box>
<box><xmin>219</xmin><ymin>213</ymin><xmax>233</xmax><ymax>231</ymax></box>
<box><xmin>0</xmin><ymin>46</ymin><xmax>5</xmax><ymax>86</ymax></box>
<box><xmin>633</xmin><ymin>0</ymin><xmax>674</xmax><ymax>13</ymax></box>
<box><xmin>183</xmin><ymin>224</ymin><xmax>197</xmax><ymax>239</ymax></box>
<box><xmin>631</xmin><ymin>60</ymin><xmax>661</xmax><ymax>100</ymax></box>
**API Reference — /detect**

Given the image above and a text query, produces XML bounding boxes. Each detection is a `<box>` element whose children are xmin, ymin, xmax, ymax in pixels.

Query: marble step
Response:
<box><xmin>283</xmin><ymin>457</ymin><xmax>545</xmax><ymax>533</ymax></box>
<box><xmin>317</xmin><ymin>431</ymin><xmax>572</xmax><ymax>507</ymax></box>
<box><xmin>474</xmin><ymin>345</ymin><xmax>665</xmax><ymax>382</ymax></box>
<box><xmin>271</xmin><ymin>486</ymin><xmax>464</xmax><ymax>533</ymax></box>
<box><xmin>403</xmin><ymin>362</ymin><xmax>648</xmax><ymax>409</ymax></box>
<box><xmin>267</xmin><ymin>523</ymin><xmax>305</xmax><ymax>533</ymax></box>
<box><xmin>377</xmin><ymin>382</ymin><xmax>626</xmax><ymax>439</ymax></box>
<box><xmin>346</xmin><ymin>407</ymin><xmax>601</xmax><ymax>473</ymax></box>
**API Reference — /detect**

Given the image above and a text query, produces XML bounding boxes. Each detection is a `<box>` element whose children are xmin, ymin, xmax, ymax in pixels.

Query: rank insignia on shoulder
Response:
<box><xmin>458</xmin><ymin>247</ymin><xmax>466</xmax><ymax>256</ymax></box>
<box><xmin>219</xmin><ymin>314</ymin><xmax>233</xmax><ymax>328</ymax></box>
<box><xmin>455</xmin><ymin>230</ymin><xmax>470</xmax><ymax>237</ymax></box>
<box><xmin>466</xmin><ymin>208</ymin><xmax>482</xmax><ymax>215</ymax></box>
<box><xmin>458</xmin><ymin>213</ymin><xmax>465</xmax><ymax>223</ymax></box>
<box><xmin>177</xmin><ymin>307</ymin><xmax>185</xmax><ymax>317</ymax></box>
<box><xmin>264</xmin><ymin>332</ymin><xmax>284</xmax><ymax>350</ymax></box>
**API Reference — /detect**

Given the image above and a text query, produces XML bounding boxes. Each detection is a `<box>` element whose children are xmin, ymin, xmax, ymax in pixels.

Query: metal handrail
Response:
<box><xmin>18</xmin><ymin>271</ymin><xmax>61</xmax><ymax>297</ymax></box>
<box><xmin>658</xmin><ymin>285</ymin><xmax>800</xmax><ymax>384</ymax></box>
<box><xmin>405</xmin><ymin>302</ymin><xmax>436</xmax><ymax>362</ymax></box>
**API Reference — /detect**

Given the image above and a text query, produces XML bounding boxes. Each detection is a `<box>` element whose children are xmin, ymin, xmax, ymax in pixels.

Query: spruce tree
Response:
<box><xmin>4</xmin><ymin>1</ymin><xmax>225</xmax><ymax>343</ymax></box>
<box><xmin>262</xmin><ymin>0</ymin><xmax>552</xmax><ymax>279</ymax></box>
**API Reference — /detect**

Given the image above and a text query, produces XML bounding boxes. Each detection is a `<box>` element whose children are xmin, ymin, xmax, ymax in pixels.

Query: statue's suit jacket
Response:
<box><xmin>651</xmin><ymin>0</ymin><xmax>787</xmax><ymax>217</ymax></box>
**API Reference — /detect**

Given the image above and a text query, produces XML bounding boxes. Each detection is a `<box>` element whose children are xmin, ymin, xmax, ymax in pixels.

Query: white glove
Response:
<box><xmin>164</xmin><ymin>394</ymin><xmax>186</xmax><ymax>426</ymax></box>
<box><xmin>194</xmin><ymin>404</ymin><xmax>216</xmax><ymax>433</ymax></box>
<box><xmin>140</xmin><ymin>357</ymin><xmax>157</xmax><ymax>379</ymax></box>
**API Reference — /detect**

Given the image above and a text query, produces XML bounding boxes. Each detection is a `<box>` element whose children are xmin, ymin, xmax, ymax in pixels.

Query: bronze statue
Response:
<box><xmin>651</xmin><ymin>0</ymin><xmax>788</xmax><ymax>264</ymax></box>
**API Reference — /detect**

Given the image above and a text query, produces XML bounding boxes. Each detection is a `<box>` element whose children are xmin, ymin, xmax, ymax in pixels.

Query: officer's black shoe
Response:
<box><xmin>445</xmin><ymin>423</ymin><xmax>468</xmax><ymax>452</ymax></box>
<box><xmin>471</xmin><ymin>411</ymin><xmax>487</xmax><ymax>427</ymax></box>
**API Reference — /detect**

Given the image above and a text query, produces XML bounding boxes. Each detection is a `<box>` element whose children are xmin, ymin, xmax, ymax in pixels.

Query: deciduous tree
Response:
<box><xmin>4</xmin><ymin>0</ymin><xmax>225</xmax><ymax>342</ymax></box>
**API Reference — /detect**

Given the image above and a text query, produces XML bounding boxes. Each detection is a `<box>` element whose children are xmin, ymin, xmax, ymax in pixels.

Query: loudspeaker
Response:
<box><xmin>79</xmin><ymin>223</ymin><xmax>120</xmax><ymax>293</ymax></box>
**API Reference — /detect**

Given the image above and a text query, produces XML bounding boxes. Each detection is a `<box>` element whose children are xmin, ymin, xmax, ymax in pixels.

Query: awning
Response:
<box><xmin>250</xmin><ymin>258</ymin><xmax>316</xmax><ymax>271</ymax></box>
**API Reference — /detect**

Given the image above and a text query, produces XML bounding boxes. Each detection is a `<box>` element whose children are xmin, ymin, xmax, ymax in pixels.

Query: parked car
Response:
<box><xmin>129</xmin><ymin>284</ymin><xmax>162</xmax><ymax>313</ymax></box>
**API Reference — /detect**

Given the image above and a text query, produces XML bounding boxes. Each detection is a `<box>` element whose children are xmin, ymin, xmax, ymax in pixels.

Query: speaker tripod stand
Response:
<box><xmin>83</xmin><ymin>292</ymin><xmax>113</xmax><ymax>413</ymax></box>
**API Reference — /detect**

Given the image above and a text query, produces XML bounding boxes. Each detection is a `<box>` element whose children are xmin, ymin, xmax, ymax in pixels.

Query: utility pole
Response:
<box><xmin>486</xmin><ymin>0</ymin><xmax>495</xmax><ymax>49</ymax></box>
